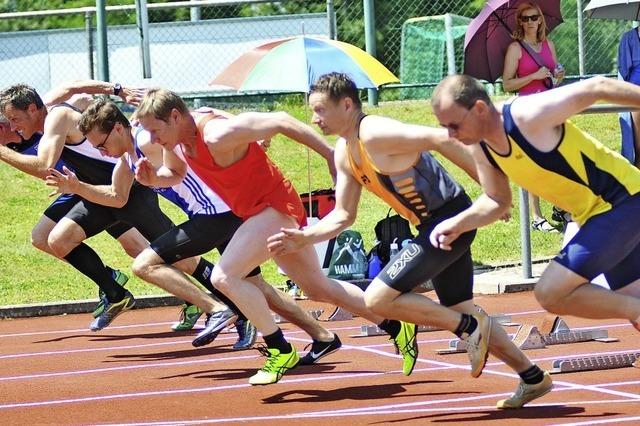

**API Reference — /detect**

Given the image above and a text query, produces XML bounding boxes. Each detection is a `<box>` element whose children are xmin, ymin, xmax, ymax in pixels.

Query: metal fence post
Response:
<box><xmin>577</xmin><ymin>0</ymin><xmax>585</xmax><ymax>76</ymax></box>
<box><xmin>326</xmin><ymin>0</ymin><xmax>336</xmax><ymax>40</ymax></box>
<box><xmin>135</xmin><ymin>0</ymin><xmax>152</xmax><ymax>78</ymax></box>
<box><xmin>190</xmin><ymin>1</ymin><xmax>202</xmax><ymax>108</ymax></box>
<box><xmin>85</xmin><ymin>11</ymin><xmax>94</xmax><ymax>80</ymax></box>
<box><xmin>363</xmin><ymin>0</ymin><xmax>378</xmax><ymax>106</ymax></box>
<box><xmin>190</xmin><ymin>3</ymin><xmax>201</xmax><ymax>21</ymax></box>
<box><xmin>444</xmin><ymin>13</ymin><xmax>455</xmax><ymax>75</ymax></box>
<box><xmin>95</xmin><ymin>0</ymin><xmax>109</xmax><ymax>82</ymax></box>
<box><xmin>519</xmin><ymin>188</ymin><xmax>532</xmax><ymax>278</ymax></box>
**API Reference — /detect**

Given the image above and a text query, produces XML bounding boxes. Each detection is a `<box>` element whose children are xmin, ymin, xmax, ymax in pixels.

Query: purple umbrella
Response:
<box><xmin>464</xmin><ymin>0</ymin><xmax>563</xmax><ymax>82</ymax></box>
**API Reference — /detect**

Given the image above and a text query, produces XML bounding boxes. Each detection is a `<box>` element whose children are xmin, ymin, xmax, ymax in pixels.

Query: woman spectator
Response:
<box><xmin>502</xmin><ymin>1</ymin><xmax>565</xmax><ymax>233</ymax></box>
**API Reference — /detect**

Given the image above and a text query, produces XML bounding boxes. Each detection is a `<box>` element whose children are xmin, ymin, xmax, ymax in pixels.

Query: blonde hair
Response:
<box><xmin>512</xmin><ymin>2</ymin><xmax>547</xmax><ymax>42</ymax></box>
<box><xmin>135</xmin><ymin>88</ymin><xmax>189</xmax><ymax>121</ymax></box>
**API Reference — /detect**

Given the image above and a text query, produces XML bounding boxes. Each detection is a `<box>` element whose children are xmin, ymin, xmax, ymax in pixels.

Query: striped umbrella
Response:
<box><xmin>210</xmin><ymin>36</ymin><xmax>399</xmax><ymax>92</ymax></box>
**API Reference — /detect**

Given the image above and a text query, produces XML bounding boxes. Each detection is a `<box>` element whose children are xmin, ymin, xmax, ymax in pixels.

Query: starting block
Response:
<box><xmin>353</xmin><ymin>313</ymin><xmax>516</xmax><ymax>338</ymax></box>
<box><xmin>550</xmin><ymin>351</ymin><xmax>640</xmax><ymax>374</ymax></box>
<box><xmin>273</xmin><ymin>309</ymin><xmax>323</xmax><ymax>324</ymax></box>
<box><xmin>352</xmin><ymin>323</ymin><xmax>441</xmax><ymax>338</ymax></box>
<box><xmin>319</xmin><ymin>306</ymin><xmax>353</xmax><ymax>322</ymax></box>
<box><xmin>436</xmin><ymin>315</ymin><xmax>618</xmax><ymax>355</ymax></box>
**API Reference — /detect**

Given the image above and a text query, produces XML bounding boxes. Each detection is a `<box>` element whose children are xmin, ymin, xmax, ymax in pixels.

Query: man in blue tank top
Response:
<box><xmin>431</xmin><ymin>75</ymin><xmax>640</xmax><ymax>348</ymax></box>
<box><xmin>0</xmin><ymin>82</ymin><xmax>177</xmax><ymax>330</ymax></box>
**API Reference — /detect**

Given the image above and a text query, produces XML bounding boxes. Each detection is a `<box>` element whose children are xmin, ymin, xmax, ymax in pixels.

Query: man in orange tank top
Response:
<box><xmin>133</xmin><ymin>88</ymin><xmax>419</xmax><ymax>385</ymax></box>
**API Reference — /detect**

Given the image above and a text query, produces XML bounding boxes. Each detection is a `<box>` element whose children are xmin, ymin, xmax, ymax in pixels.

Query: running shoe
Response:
<box><xmin>298</xmin><ymin>334</ymin><xmax>342</xmax><ymax>365</ymax></box>
<box><xmin>233</xmin><ymin>318</ymin><xmax>257</xmax><ymax>350</ymax></box>
<box><xmin>462</xmin><ymin>313</ymin><xmax>491</xmax><ymax>378</ymax></box>
<box><xmin>192</xmin><ymin>308</ymin><xmax>237</xmax><ymax>347</ymax></box>
<box><xmin>90</xmin><ymin>290</ymin><xmax>136</xmax><ymax>331</ymax></box>
<box><xmin>392</xmin><ymin>321</ymin><xmax>418</xmax><ymax>376</ymax></box>
<box><xmin>93</xmin><ymin>269</ymin><xmax>129</xmax><ymax>318</ymax></box>
<box><xmin>249</xmin><ymin>345</ymin><xmax>299</xmax><ymax>385</ymax></box>
<box><xmin>496</xmin><ymin>371</ymin><xmax>553</xmax><ymax>408</ymax></box>
<box><xmin>171</xmin><ymin>304</ymin><xmax>204</xmax><ymax>331</ymax></box>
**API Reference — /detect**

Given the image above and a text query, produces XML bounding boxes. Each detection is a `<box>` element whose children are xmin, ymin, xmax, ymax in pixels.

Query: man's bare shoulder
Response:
<box><xmin>359</xmin><ymin>114</ymin><xmax>403</xmax><ymax>140</ymax></box>
<box><xmin>44</xmin><ymin>104</ymin><xmax>79</xmax><ymax>127</ymax></box>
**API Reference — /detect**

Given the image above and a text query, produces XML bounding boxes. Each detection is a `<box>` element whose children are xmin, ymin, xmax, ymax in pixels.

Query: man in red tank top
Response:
<box><xmin>134</xmin><ymin>88</ymin><xmax>419</xmax><ymax>385</ymax></box>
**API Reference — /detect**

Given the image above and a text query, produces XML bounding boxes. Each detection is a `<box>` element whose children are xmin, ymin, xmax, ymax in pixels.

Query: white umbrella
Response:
<box><xmin>585</xmin><ymin>0</ymin><xmax>640</xmax><ymax>20</ymax></box>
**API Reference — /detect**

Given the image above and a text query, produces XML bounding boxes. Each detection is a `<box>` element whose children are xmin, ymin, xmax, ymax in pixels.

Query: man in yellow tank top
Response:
<box><xmin>431</xmin><ymin>75</ymin><xmax>640</xmax><ymax>335</ymax></box>
<box><xmin>268</xmin><ymin>73</ymin><xmax>553</xmax><ymax>408</ymax></box>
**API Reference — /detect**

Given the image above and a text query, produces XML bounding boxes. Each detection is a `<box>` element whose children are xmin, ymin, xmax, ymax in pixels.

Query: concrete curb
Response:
<box><xmin>0</xmin><ymin>259</ymin><xmax>551</xmax><ymax>320</ymax></box>
<box><xmin>0</xmin><ymin>294</ymin><xmax>182</xmax><ymax>319</ymax></box>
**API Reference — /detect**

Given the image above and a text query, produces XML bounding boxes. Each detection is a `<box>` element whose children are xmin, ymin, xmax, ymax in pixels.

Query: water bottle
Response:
<box><xmin>367</xmin><ymin>252</ymin><xmax>383</xmax><ymax>279</ymax></box>
<box><xmin>389</xmin><ymin>238</ymin><xmax>399</xmax><ymax>259</ymax></box>
<box><xmin>552</xmin><ymin>63</ymin><xmax>564</xmax><ymax>86</ymax></box>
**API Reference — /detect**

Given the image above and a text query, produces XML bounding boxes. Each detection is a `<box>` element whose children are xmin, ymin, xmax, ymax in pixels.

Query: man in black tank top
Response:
<box><xmin>269</xmin><ymin>72</ymin><xmax>552</xmax><ymax>408</ymax></box>
<box><xmin>0</xmin><ymin>83</ymin><xmax>172</xmax><ymax>330</ymax></box>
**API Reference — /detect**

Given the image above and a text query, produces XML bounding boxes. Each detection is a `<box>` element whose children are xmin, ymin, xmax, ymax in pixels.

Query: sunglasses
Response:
<box><xmin>442</xmin><ymin>106</ymin><xmax>473</xmax><ymax>132</ymax></box>
<box><xmin>95</xmin><ymin>123</ymin><xmax>115</xmax><ymax>152</ymax></box>
<box><xmin>520</xmin><ymin>14</ymin><xmax>540</xmax><ymax>22</ymax></box>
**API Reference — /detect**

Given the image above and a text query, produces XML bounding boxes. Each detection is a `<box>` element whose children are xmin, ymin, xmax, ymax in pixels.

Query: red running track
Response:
<box><xmin>0</xmin><ymin>291</ymin><xmax>639</xmax><ymax>425</ymax></box>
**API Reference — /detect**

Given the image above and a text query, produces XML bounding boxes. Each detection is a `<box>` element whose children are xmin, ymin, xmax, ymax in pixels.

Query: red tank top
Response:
<box><xmin>181</xmin><ymin>116</ymin><xmax>307</xmax><ymax>226</ymax></box>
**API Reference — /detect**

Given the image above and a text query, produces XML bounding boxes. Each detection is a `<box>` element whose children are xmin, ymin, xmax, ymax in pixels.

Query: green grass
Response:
<box><xmin>0</xmin><ymin>100</ymin><xmax>622</xmax><ymax>305</ymax></box>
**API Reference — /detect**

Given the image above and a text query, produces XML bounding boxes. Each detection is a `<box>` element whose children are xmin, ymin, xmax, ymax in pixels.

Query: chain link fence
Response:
<box><xmin>0</xmin><ymin>1</ymin><xmax>634</xmax><ymax>97</ymax></box>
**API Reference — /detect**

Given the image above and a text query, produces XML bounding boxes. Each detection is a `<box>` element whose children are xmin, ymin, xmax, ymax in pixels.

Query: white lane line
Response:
<box><xmin>0</xmin><ymin>322</ymin><xmax>362</xmax><ymax>339</ymax></box>
<box><xmin>0</xmin><ymin>339</ymin><xmax>193</xmax><ymax>359</ymax></box>
<box><xmin>550</xmin><ymin>415</ymin><xmax>640</xmax><ymax>425</ymax></box>
<box><xmin>0</xmin><ymin>353</ymin><xmax>259</xmax><ymax>381</ymax></box>
<box><xmin>0</xmin><ymin>371</ymin><xmax>386</xmax><ymax>409</ymax></box>
<box><xmin>0</xmin><ymin>321</ymin><xmax>176</xmax><ymax>338</ymax></box>
<box><xmin>2</xmin><ymin>339</ymin><xmax>639</xmax><ymax>411</ymax></box>
<box><xmin>99</xmin><ymin>398</ymin><xmax>640</xmax><ymax>425</ymax></box>
<box><xmin>343</xmin><ymin>344</ymin><xmax>640</xmax><ymax>400</ymax></box>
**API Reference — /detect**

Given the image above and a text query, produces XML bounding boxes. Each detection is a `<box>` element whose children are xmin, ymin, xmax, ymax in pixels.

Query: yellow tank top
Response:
<box><xmin>346</xmin><ymin>124</ymin><xmax>463</xmax><ymax>225</ymax></box>
<box><xmin>482</xmin><ymin>104</ymin><xmax>640</xmax><ymax>225</ymax></box>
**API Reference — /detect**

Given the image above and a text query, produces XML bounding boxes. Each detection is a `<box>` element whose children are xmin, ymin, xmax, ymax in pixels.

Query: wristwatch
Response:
<box><xmin>113</xmin><ymin>83</ymin><xmax>122</xmax><ymax>96</ymax></box>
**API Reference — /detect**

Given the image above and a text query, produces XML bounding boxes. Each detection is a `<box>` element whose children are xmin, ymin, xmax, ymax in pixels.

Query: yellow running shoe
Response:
<box><xmin>249</xmin><ymin>345</ymin><xmax>299</xmax><ymax>385</ymax></box>
<box><xmin>392</xmin><ymin>321</ymin><xmax>418</xmax><ymax>376</ymax></box>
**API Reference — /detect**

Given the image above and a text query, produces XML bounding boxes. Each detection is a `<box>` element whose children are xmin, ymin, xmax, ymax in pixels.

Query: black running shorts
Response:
<box><xmin>149</xmin><ymin>211</ymin><xmax>261</xmax><ymax>277</ymax></box>
<box><xmin>43</xmin><ymin>193</ymin><xmax>132</xmax><ymax>239</ymax></box>
<box><xmin>63</xmin><ymin>185</ymin><xmax>174</xmax><ymax>241</ymax></box>
<box><xmin>377</xmin><ymin>193</ymin><xmax>476</xmax><ymax>307</ymax></box>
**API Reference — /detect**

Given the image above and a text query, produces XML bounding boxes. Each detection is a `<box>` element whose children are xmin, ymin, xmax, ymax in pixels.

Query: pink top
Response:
<box><xmin>516</xmin><ymin>39</ymin><xmax>556</xmax><ymax>95</ymax></box>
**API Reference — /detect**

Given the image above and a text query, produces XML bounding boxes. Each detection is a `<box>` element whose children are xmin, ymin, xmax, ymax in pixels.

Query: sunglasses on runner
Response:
<box><xmin>520</xmin><ymin>15</ymin><xmax>540</xmax><ymax>22</ymax></box>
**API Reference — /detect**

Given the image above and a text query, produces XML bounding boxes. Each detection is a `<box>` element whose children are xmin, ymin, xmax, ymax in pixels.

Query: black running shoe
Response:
<box><xmin>298</xmin><ymin>334</ymin><xmax>342</xmax><ymax>365</ymax></box>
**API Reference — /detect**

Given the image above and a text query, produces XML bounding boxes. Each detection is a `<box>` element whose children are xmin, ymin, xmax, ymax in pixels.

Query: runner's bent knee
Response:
<box><xmin>364</xmin><ymin>279</ymin><xmax>393</xmax><ymax>313</ymax></box>
<box><xmin>47</xmin><ymin>225</ymin><xmax>83</xmax><ymax>257</ymax></box>
<box><xmin>534</xmin><ymin>277</ymin><xmax>565</xmax><ymax>312</ymax></box>
<box><xmin>132</xmin><ymin>248</ymin><xmax>162</xmax><ymax>278</ymax></box>
<box><xmin>31</xmin><ymin>225</ymin><xmax>51</xmax><ymax>252</ymax></box>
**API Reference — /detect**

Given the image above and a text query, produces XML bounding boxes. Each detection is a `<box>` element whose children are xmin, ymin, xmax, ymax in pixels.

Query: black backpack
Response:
<box><xmin>371</xmin><ymin>209</ymin><xmax>414</xmax><ymax>266</ymax></box>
